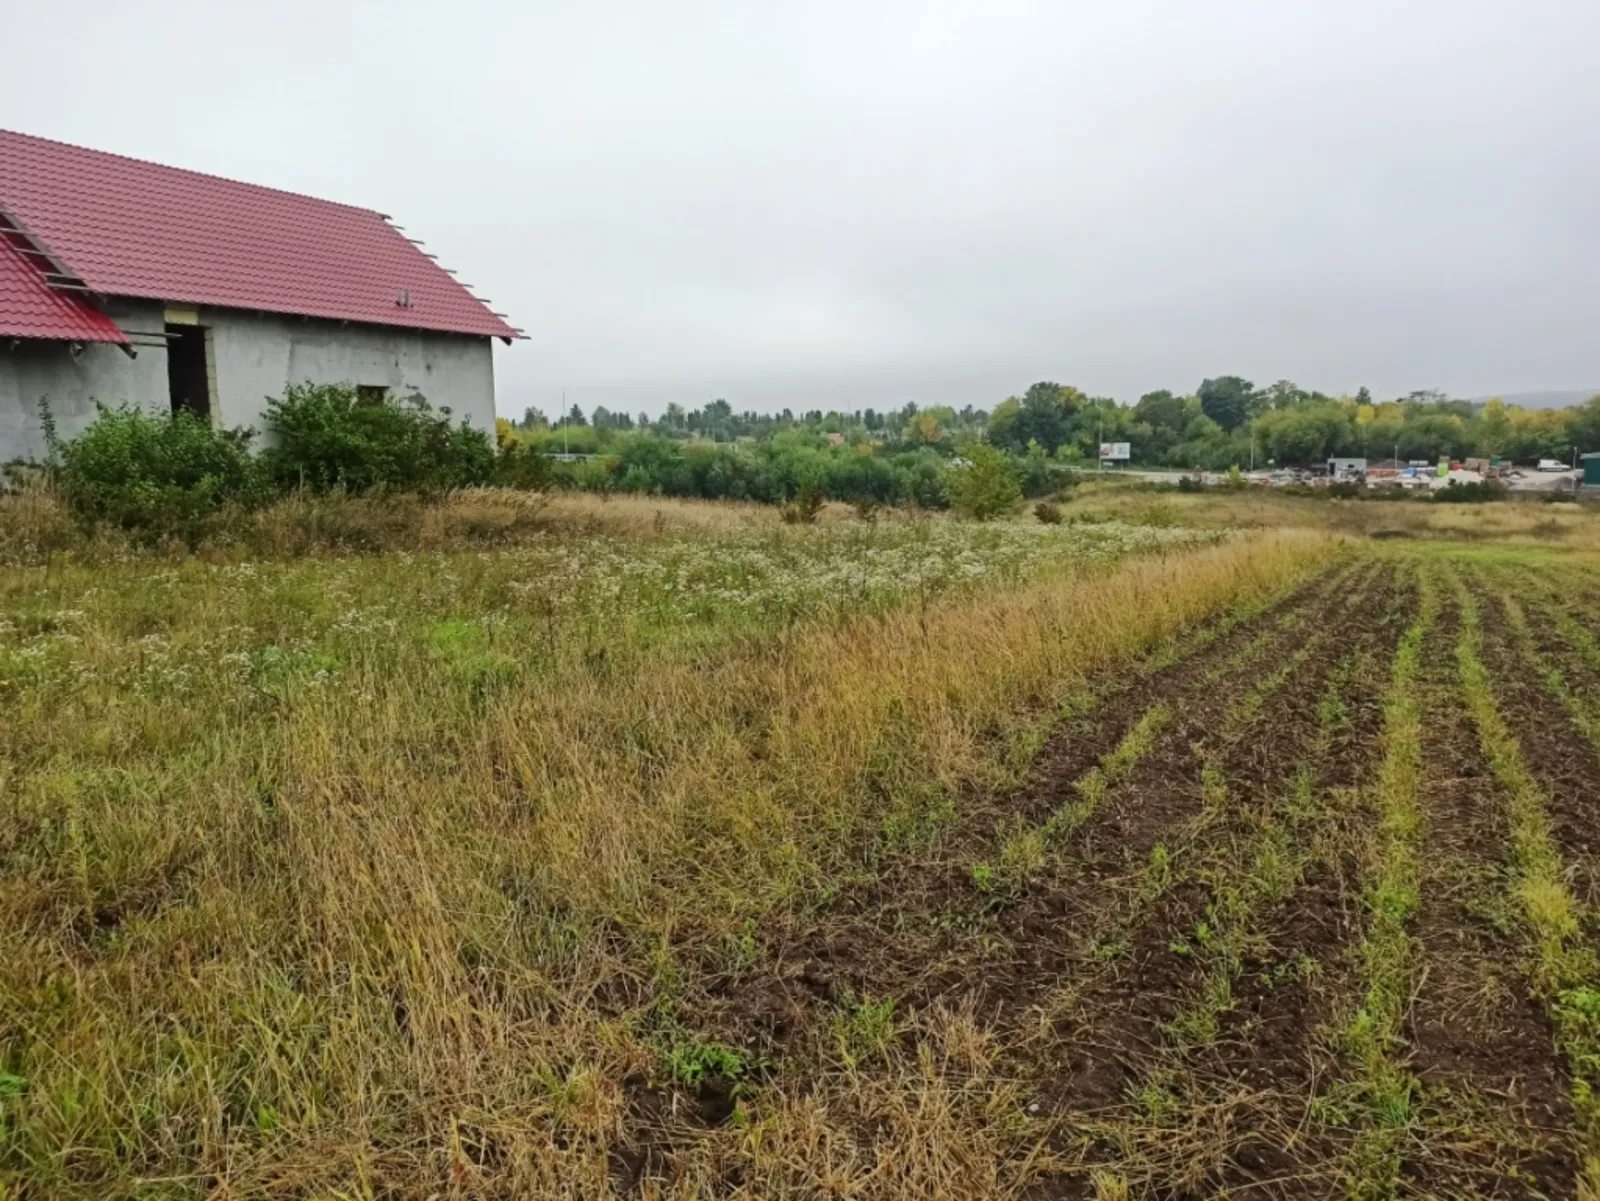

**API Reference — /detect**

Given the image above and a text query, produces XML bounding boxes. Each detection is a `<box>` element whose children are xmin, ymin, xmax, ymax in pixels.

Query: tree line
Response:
<box><xmin>504</xmin><ymin>379</ymin><xmax>1600</xmax><ymax>503</ymax></box>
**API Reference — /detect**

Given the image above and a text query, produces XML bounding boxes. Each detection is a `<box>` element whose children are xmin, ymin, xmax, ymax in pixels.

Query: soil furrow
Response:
<box><xmin>1398</xmin><ymin>586</ymin><xmax>1576</xmax><ymax>1198</ymax></box>
<box><xmin>1470</xmin><ymin>585</ymin><xmax>1600</xmax><ymax>905</ymax></box>
<box><xmin>611</xmin><ymin>557</ymin><xmax>1362</xmax><ymax>1187</ymax></box>
<box><xmin>1047</xmin><ymin>566</ymin><xmax>1412</xmax><ymax>1200</ymax></box>
<box><xmin>1009</xmin><ymin>567</ymin><xmax>1400</xmax><ymax>1149</ymax></box>
<box><xmin>702</xmin><ymin>561</ymin><xmax>1364</xmax><ymax>1037</ymax></box>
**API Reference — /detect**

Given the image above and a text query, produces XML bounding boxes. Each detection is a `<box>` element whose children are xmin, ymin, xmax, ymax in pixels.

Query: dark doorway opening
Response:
<box><xmin>165</xmin><ymin>324</ymin><xmax>211</xmax><ymax>419</ymax></box>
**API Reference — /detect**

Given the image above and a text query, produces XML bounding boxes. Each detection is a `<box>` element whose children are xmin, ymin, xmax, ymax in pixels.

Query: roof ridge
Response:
<box><xmin>0</xmin><ymin>128</ymin><xmax>383</xmax><ymax>219</ymax></box>
<box><xmin>0</xmin><ymin>127</ymin><xmax>520</xmax><ymax>341</ymax></box>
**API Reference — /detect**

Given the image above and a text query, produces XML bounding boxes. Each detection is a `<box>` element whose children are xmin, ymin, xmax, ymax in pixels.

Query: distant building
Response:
<box><xmin>0</xmin><ymin>130</ymin><xmax>521</xmax><ymax>461</ymax></box>
<box><xmin>1327</xmin><ymin>456</ymin><xmax>1367</xmax><ymax>479</ymax></box>
<box><xmin>1581</xmin><ymin>453</ymin><xmax>1600</xmax><ymax>488</ymax></box>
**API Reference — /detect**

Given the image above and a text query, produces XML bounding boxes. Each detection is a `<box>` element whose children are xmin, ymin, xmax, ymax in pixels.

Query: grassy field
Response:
<box><xmin>5</xmin><ymin>492</ymin><xmax>1600</xmax><ymax>1198</ymax></box>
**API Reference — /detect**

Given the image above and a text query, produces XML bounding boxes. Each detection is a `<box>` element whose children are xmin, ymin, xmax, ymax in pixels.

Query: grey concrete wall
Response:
<box><xmin>207</xmin><ymin>311</ymin><xmax>496</xmax><ymax>438</ymax></box>
<box><xmin>0</xmin><ymin>299</ymin><xmax>169</xmax><ymax>461</ymax></box>
<box><xmin>1</xmin><ymin>303</ymin><xmax>498</xmax><ymax>462</ymax></box>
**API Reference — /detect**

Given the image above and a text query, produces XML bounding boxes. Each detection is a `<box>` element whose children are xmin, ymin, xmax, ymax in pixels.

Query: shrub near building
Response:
<box><xmin>262</xmin><ymin>383</ymin><xmax>494</xmax><ymax>493</ymax></box>
<box><xmin>46</xmin><ymin>384</ymin><xmax>501</xmax><ymax>541</ymax></box>
<box><xmin>53</xmin><ymin>404</ymin><xmax>267</xmax><ymax>541</ymax></box>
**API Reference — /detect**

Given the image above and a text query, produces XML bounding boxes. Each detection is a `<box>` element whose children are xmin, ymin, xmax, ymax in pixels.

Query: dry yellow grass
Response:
<box><xmin>1066</xmin><ymin>479</ymin><xmax>1600</xmax><ymax>548</ymax></box>
<box><xmin>0</xmin><ymin>516</ymin><xmax>1331</xmax><ymax>1198</ymax></box>
<box><xmin>0</xmin><ymin>482</ymin><xmax>795</xmax><ymax>565</ymax></box>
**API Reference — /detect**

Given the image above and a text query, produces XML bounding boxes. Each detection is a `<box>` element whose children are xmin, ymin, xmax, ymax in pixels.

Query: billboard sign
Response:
<box><xmin>1099</xmin><ymin>441</ymin><xmax>1131</xmax><ymax>461</ymax></box>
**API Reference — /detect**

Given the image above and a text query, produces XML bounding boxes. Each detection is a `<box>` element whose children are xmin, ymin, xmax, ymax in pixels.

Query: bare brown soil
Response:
<box><xmin>1400</xmin><ymin>595</ymin><xmax>1576</xmax><ymax>1197</ymax></box>
<box><xmin>608</xmin><ymin>555</ymin><xmax>1591</xmax><ymax>1200</ymax></box>
<box><xmin>1477</xmin><ymin>589</ymin><xmax>1600</xmax><ymax>903</ymax></box>
<box><xmin>610</xmin><ymin>563</ymin><xmax>1372</xmax><ymax>1189</ymax></box>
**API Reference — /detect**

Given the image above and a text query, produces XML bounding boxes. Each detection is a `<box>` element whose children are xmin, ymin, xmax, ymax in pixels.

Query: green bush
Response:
<box><xmin>1016</xmin><ymin>452</ymin><xmax>1074</xmax><ymax>499</ymax></box>
<box><xmin>780</xmin><ymin>487</ymin><xmax>825</xmax><ymax>524</ymax></box>
<box><xmin>1432</xmin><ymin>480</ymin><xmax>1507</xmax><ymax>504</ymax></box>
<box><xmin>948</xmin><ymin>444</ymin><xmax>1021</xmax><ymax>520</ymax></box>
<box><xmin>494</xmin><ymin>439</ymin><xmax>553</xmax><ymax>490</ymax></box>
<box><xmin>261</xmin><ymin>383</ymin><xmax>494</xmax><ymax>493</ymax></box>
<box><xmin>56</xmin><ymin>404</ymin><xmax>266</xmax><ymax>541</ymax></box>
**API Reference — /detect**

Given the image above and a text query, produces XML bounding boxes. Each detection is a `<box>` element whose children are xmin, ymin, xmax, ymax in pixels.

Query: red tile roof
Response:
<box><xmin>0</xmin><ymin>129</ymin><xmax>520</xmax><ymax>341</ymax></box>
<box><xmin>0</xmin><ymin>234</ymin><xmax>127</xmax><ymax>344</ymax></box>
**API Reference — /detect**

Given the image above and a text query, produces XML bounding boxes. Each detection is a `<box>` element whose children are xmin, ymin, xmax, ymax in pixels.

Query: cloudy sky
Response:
<box><xmin>5</xmin><ymin>1</ymin><xmax>1598</xmax><ymax>415</ymax></box>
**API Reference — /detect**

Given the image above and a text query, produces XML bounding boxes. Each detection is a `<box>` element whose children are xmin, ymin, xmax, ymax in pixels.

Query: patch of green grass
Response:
<box><xmin>831</xmin><ymin>996</ymin><xmax>899</xmax><ymax>1069</ymax></box>
<box><xmin>663</xmin><ymin>1036</ymin><xmax>749</xmax><ymax>1089</ymax></box>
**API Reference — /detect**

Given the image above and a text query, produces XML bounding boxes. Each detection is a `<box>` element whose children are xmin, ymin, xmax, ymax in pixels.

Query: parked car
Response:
<box><xmin>1537</xmin><ymin>459</ymin><xmax>1571</xmax><ymax>472</ymax></box>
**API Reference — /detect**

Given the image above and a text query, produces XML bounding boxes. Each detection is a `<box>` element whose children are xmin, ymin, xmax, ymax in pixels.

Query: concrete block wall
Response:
<box><xmin>207</xmin><ymin>310</ymin><xmax>496</xmax><ymax>437</ymax></box>
<box><xmin>0</xmin><ymin>303</ymin><xmax>498</xmax><ymax>462</ymax></box>
<box><xmin>0</xmin><ymin>299</ymin><xmax>169</xmax><ymax>461</ymax></box>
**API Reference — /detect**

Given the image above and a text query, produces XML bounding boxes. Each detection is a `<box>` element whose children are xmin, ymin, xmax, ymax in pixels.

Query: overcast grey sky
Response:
<box><xmin>5</xmin><ymin>1</ymin><xmax>1599</xmax><ymax>415</ymax></box>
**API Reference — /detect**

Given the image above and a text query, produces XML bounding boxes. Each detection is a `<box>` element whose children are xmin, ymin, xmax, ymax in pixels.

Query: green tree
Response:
<box><xmin>1254</xmin><ymin>402</ymin><xmax>1354</xmax><ymax>464</ymax></box>
<box><xmin>904</xmin><ymin>412</ymin><xmax>943</xmax><ymax>444</ymax></box>
<box><xmin>948</xmin><ymin>443</ymin><xmax>1021</xmax><ymax>520</ymax></box>
<box><xmin>1133</xmin><ymin>389</ymin><xmax>1185</xmax><ymax>432</ymax></box>
<box><xmin>1197</xmin><ymin>376</ymin><xmax>1256</xmax><ymax>431</ymax></box>
<box><xmin>1262</xmin><ymin>379</ymin><xmax>1307</xmax><ymax>410</ymax></box>
<box><xmin>986</xmin><ymin>397</ymin><xmax>1023</xmax><ymax>450</ymax></box>
<box><xmin>1567</xmin><ymin>396</ymin><xmax>1600</xmax><ymax>455</ymax></box>
<box><xmin>1478</xmin><ymin>398</ymin><xmax>1511</xmax><ymax>456</ymax></box>
<box><xmin>989</xmin><ymin>382</ymin><xmax>1084</xmax><ymax>454</ymax></box>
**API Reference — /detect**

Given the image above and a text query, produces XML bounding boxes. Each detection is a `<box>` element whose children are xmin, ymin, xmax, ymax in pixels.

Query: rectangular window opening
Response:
<box><xmin>165</xmin><ymin>324</ymin><xmax>212</xmax><ymax>420</ymax></box>
<box><xmin>357</xmin><ymin>385</ymin><xmax>390</xmax><ymax>405</ymax></box>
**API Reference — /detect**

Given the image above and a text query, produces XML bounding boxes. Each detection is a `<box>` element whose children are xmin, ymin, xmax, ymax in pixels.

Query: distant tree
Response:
<box><xmin>948</xmin><ymin>443</ymin><xmax>1021</xmax><ymax>520</ymax></box>
<box><xmin>1567</xmin><ymin>395</ymin><xmax>1600</xmax><ymax>455</ymax></box>
<box><xmin>987</xmin><ymin>382</ymin><xmax>1085</xmax><ymax>454</ymax></box>
<box><xmin>1262</xmin><ymin>380</ymin><xmax>1307</xmax><ymax>410</ymax></box>
<box><xmin>1197</xmin><ymin>376</ymin><xmax>1256</xmax><ymax>431</ymax></box>
<box><xmin>520</xmin><ymin>405</ymin><xmax>548</xmax><ymax>429</ymax></box>
<box><xmin>1355</xmin><ymin>386</ymin><xmax>1372</xmax><ymax>407</ymax></box>
<box><xmin>565</xmin><ymin>404</ymin><xmax>588</xmax><ymax>427</ymax></box>
<box><xmin>986</xmin><ymin>398</ymin><xmax>1022</xmax><ymax>450</ymax></box>
<box><xmin>905</xmin><ymin>412</ymin><xmax>943</xmax><ymax>444</ymax></box>
<box><xmin>1018</xmin><ymin>381</ymin><xmax>1080</xmax><ymax>453</ymax></box>
<box><xmin>1133</xmin><ymin>389</ymin><xmax>1186</xmax><ymax>432</ymax></box>
<box><xmin>1255</xmin><ymin>403</ymin><xmax>1354</xmax><ymax>464</ymax></box>
<box><xmin>1478</xmin><ymin>398</ymin><xmax>1511</xmax><ymax>456</ymax></box>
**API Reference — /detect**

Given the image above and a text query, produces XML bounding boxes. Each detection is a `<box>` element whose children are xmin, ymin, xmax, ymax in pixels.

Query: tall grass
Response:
<box><xmin>0</xmin><ymin>515</ymin><xmax>1332</xmax><ymax>1197</ymax></box>
<box><xmin>0</xmin><ymin>480</ymin><xmax>802</xmax><ymax>565</ymax></box>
